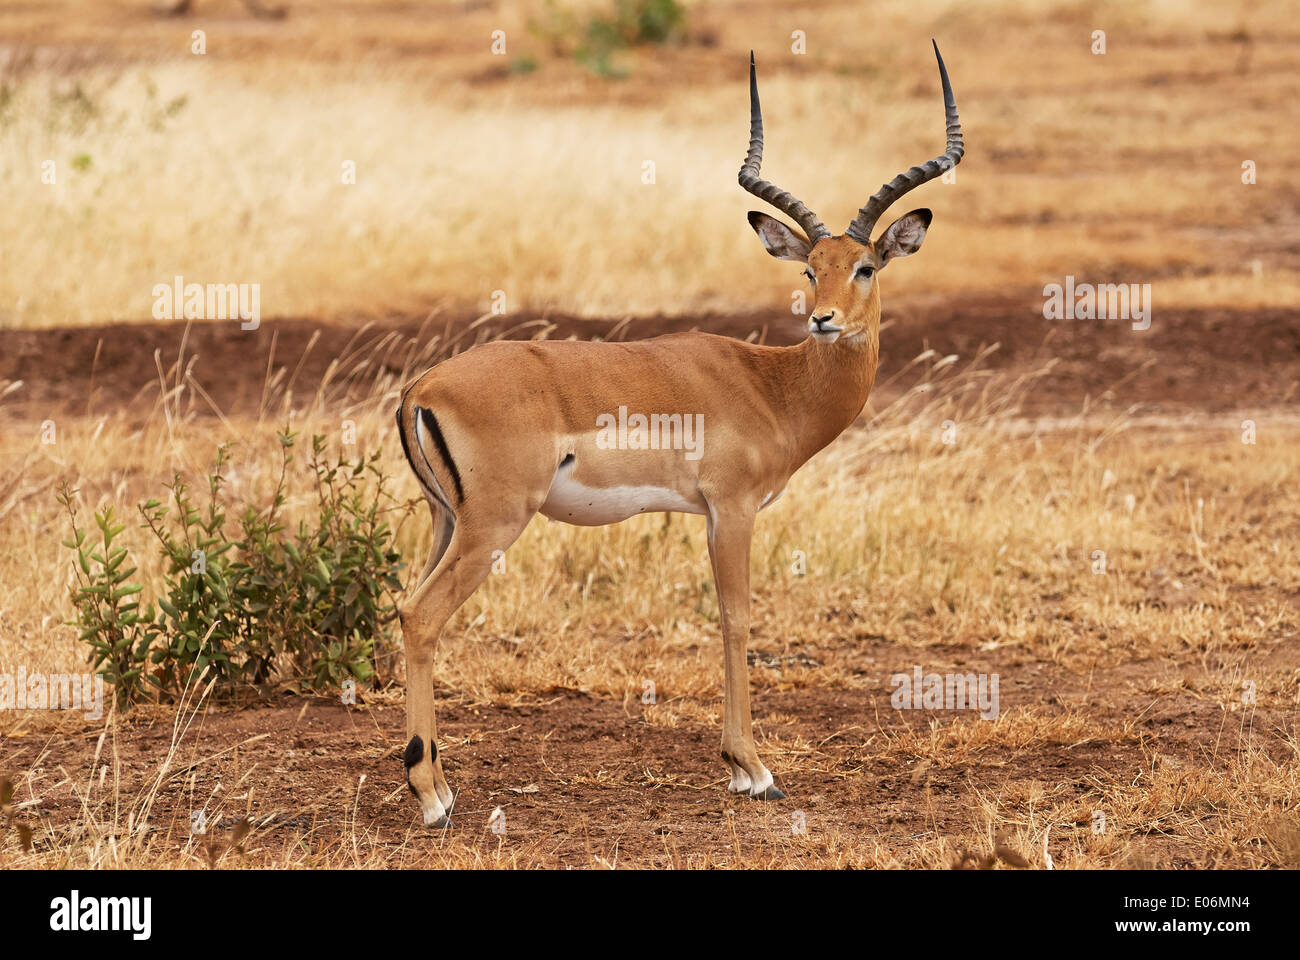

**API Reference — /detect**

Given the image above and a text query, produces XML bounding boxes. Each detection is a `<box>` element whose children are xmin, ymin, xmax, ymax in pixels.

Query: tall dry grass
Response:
<box><xmin>1</xmin><ymin>335</ymin><xmax>1297</xmax><ymax>866</ymax></box>
<box><xmin>5</xmin><ymin>337</ymin><xmax>1296</xmax><ymax>689</ymax></box>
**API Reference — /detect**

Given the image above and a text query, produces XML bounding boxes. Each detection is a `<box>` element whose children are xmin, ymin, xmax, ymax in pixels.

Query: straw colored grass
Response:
<box><xmin>1</xmin><ymin>338</ymin><xmax>1297</xmax><ymax>867</ymax></box>
<box><xmin>2</xmin><ymin>0</ymin><xmax>1297</xmax><ymax>328</ymax></box>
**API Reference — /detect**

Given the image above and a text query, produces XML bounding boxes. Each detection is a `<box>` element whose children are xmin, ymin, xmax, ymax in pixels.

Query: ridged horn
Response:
<box><xmin>845</xmin><ymin>40</ymin><xmax>964</xmax><ymax>245</ymax></box>
<box><xmin>738</xmin><ymin>52</ymin><xmax>831</xmax><ymax>246</ymax></box>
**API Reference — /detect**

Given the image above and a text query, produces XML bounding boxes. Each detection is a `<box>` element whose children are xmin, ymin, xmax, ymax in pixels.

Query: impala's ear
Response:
<box><xmin>876</xmin><ymin>208</ymin><xmax>933</xmax><ymax>266</ymax></box>
<box><xmin>747</xmin><ymin>211</ymin><xmax>812</xmax><ymax>263</ymax></box>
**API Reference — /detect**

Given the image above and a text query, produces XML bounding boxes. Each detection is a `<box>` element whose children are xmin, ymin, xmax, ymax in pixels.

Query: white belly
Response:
<box><xmin>540</xmin><ymin>473</ymin><xmax>704</xmax><ymax>526</ymax></box>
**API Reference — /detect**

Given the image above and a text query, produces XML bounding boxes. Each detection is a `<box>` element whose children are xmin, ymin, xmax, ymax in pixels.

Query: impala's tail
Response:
<box><xmin>396</xmin><ymin>389</ymin><xmax>459</xmax><ymax>591</ymax></box>
<box><xmin>396</xmin><ymin>390</ymin><xmax>461</xmax><ymax>517</ymax></box>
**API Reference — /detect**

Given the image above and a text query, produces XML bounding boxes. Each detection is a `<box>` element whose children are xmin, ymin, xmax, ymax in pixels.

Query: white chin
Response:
<box><xmin>810</xmin><ymin>330</ymin><xmax>841</xmax><ymax>344</ymax></box>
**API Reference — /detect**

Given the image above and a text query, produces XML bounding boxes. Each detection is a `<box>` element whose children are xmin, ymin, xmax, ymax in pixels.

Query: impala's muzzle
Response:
<box><xmin>809</xmin><ymin>314</ymin><xmax>844</xmax><ymax>343</ymax></box>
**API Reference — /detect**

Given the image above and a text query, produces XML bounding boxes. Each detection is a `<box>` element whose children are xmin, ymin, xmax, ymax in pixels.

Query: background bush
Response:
<box><xmin>531</xmin><ymin>0</ymin><xmax>686</xmax><ymax>77</ymax></box>
<box><xmin>59</xmin><ymin>431</ymin><xmax>409</xmax><ymax>707</ymax></box>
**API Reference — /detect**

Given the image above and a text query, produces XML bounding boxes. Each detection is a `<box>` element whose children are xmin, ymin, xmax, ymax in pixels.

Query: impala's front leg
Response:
<box><xmin>706</xmin><ymin>500</ymin><xmax>784</xmax><ymax>800</ymax></box>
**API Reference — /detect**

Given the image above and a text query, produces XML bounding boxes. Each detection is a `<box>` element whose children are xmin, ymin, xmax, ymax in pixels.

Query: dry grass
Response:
<box><xmin>2</xmin><ymin>0</ymin><xmax>1298</xmax><ymax>328</ymax></box>
<box><xmin>1</xmin><ymin>337</ymin><xmax>1297</xmax><ymax>867</ymax></box>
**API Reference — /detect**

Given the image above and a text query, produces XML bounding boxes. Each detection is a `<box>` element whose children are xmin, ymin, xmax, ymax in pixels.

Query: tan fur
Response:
<box><xmin>394</xmin><ymin>241</ymin><xmax>901</xmax><ymax>821</ymax></box>
<box><xmin>805</xmin><ymin>234</ymin><xmax>886</xmax><ymax>337</ymax></box>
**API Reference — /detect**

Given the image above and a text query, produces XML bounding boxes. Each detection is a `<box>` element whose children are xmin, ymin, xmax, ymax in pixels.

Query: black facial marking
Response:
<box><xmin>404</xmin><ymin>734</ymin><xmax>424</xmax><ymax>769</ymax></box>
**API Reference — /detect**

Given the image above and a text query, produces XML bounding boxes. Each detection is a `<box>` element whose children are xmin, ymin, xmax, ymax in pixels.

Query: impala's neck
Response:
<box><xmin>783</xmin><ymin>306</ymin><xmax>881</xmax><ymax>468</ymax></box>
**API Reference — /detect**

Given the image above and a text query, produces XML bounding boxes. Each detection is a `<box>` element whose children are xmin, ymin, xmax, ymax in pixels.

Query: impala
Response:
<box><xmin>395</xmin><ymin>42</ymin><xmax>965</xmax><ymax>826</ymax></box>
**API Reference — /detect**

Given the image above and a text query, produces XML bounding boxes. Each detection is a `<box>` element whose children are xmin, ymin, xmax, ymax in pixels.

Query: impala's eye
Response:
<box><xmin>804</xmin><ymin>269</ymin><xmax>816</xmax><ymax>283</ymax></box>
<box><xmin>855</xmin><ymin>265</ymin><xmax>875</xmax><ymax>281</ymax></box>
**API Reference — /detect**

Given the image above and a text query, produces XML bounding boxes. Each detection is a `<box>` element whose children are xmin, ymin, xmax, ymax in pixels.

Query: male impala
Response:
<box><xmin>395</xmin><ymin>42</ymin><xmax>964</xmax><ymax>826</ymax></box>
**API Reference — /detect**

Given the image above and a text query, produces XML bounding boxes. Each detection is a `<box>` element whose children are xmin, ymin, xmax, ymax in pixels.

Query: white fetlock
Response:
<box><xmin>434</xmin><ymin>777</ymin><xmax>455</xmax><ymax>813</ymax></box>
<box><xmin>421</xmin><ymin>796</ymin><xmax>449</xmax><ymax>827</ymax></box>
<box><xmin>746</xmin><ymin>767</ymin><xmax>774</xmax><ymax>797</ymax></box>
<box><xmin>727</xmin><ymin>767</ymin><xmax>753</xmax><ymax>793</ymax></box>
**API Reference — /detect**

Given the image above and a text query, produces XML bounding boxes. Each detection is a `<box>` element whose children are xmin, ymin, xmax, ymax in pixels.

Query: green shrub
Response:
<box><xmin>60</xmin><ymin>431</ymin><xmax>409</xmax><ymax>707</ymax></box>
<box><xmin>532</xmin><ymin>0</ymin><xmax>686</xmax><ymax>77</ymax></box>
<box><xmin>57</xmin><ymin>496</ymin><xmax>153</xmax><ymax>706</ymax></box>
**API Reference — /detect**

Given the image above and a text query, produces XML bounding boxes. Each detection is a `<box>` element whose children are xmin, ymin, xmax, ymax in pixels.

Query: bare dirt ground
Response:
<box><xmin>7</xmin><ymin>631</ymin><xmax>1290</xmax><ymax>869</ymax></box>
<box><xmin>6</xmin><ymin>296</ymin><xmax>1298</xmax><ymax>421</ymax></box>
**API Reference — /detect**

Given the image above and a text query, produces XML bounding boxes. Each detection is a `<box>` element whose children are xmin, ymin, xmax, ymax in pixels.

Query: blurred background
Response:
<box><xmin>1</xmin><ymin>0</ymin><xmax>1295</xmax><ymax>329</ymax></box>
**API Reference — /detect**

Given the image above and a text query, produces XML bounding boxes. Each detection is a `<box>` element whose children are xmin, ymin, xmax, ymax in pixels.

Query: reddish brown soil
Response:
<box><xmin>4</xmin><ymin>296</ymin><xmax>1298</xmax><ymax>421</ymax></box>
<box><xmin>6</xmin><ymin>631</ymin><xmax>1287</xmax><ymax>869</ymax></box>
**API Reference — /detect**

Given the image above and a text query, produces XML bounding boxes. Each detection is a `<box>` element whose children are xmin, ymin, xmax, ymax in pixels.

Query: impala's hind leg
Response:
<box><xmin>414</xmin><ymin>496</ymin><xmax>455</xmax><ymax>590</ymax></box>
<box><xmin>400</xmin><ymin>510</ymin><xmax>532</xmax><ymax>827</ymax></box>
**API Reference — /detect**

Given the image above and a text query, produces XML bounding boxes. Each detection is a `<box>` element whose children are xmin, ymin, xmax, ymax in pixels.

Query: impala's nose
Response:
<box><xmin>809</xmin><ymin>312</ymin><xmax>844</xmax><ymax>338</ymax></box>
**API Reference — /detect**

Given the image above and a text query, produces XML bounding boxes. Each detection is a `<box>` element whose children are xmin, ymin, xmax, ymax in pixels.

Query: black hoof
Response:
<box><xmin>756</xmin><ymin>784</ymin><xmax>786</xmax><ymax>801</ymax></box>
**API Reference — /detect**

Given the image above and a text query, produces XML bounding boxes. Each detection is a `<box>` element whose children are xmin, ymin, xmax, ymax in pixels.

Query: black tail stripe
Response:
<box><xmin>418</xmin><ymin>406</ymin><xmax>464</xmax><ymax>503</ymax></box>
<box><xmin>396</xmin><ymin>404</ymin><xmax>415</xmax><ymax>475</ymax></box>
<box><xmin>397</xmin><ymin>398</ymin><xmax>453</xmax><ymax>513</ymax></box>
